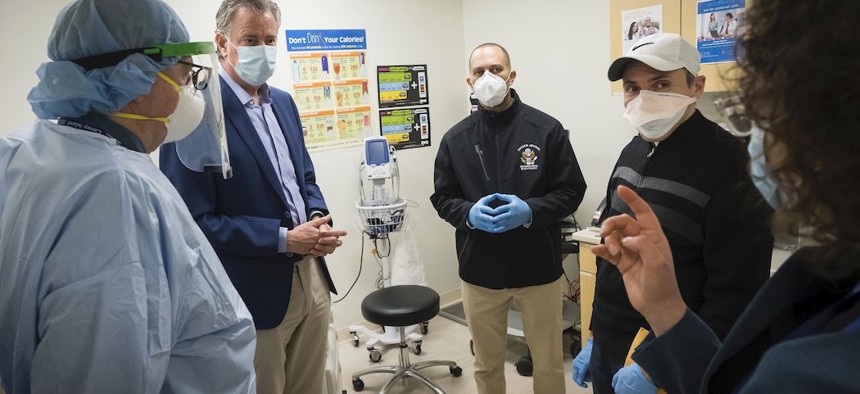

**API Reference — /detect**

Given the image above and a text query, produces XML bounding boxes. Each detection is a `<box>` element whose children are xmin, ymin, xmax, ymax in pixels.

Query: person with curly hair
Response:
<box><xmin>594</xmin><ymin>1</ymin><xmax>860</xmax><ymax>393</ymax></box>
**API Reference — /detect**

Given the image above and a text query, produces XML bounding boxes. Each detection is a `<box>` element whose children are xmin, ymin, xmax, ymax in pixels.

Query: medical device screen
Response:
<box><xmin>366</xmin><ymin>139</ymin><xmax>390</xmax><ymax>166</ymax></box>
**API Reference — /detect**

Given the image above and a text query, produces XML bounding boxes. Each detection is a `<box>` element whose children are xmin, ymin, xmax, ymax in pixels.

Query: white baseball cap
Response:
<box><xmin>608</xmin><ymin>33</ymin><xmax>701</xmax><ymax>81</ymax></box>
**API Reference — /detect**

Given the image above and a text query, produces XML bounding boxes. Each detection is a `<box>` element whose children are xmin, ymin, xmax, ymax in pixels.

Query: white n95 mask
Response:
<box><xmin>472</xmin><ymin>71</ymin><xmax>510</xmax><ymax>108</ymax></box>
<box><xmin>112</xmin><ymin>71</ymin><xmax>205</xmax><ymax>143</ymax></box>
<box><xmin>228</xmin><ymin>40</ymin><xmax>277</xmax><ymax>86</ymax></box>
<box><xmin>163</xmin><ymin>84</ymin><xmax>206</xmax><ymax>143</ymax></box>
<box><xmin>623</xmin><ymin>90</ymin><xmax>696</xmax><ymax>140</ymax></box>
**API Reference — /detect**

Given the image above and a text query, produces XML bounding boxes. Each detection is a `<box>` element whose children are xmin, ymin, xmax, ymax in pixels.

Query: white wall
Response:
<box><xmin>0</xmin><ymin>1</ymin><xmax>63</xmax><ymax>129</ymax></box>
<box><xmin>0</xmin><ymin>0</ymin><xmax>636</xmax><ymax>331</ymax></box>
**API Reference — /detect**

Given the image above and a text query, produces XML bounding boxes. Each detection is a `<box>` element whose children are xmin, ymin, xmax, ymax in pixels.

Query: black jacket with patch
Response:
<box><xmin>431</xmin><ymin>90</ymin><xmax>587</xmax><ymax>289</ymax></box>
<box><xmin>592</xmin><ymin>110</ymin><xmax>774</xmax><ymax>365</ymax></box>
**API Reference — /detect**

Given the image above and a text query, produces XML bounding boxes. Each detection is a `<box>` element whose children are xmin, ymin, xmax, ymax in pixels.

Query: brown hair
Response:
<box><xmin>736</xmin><ymin>1</ymin><xmax>860</xmax><ymax>276</ymax></box>
<box><xmin>469</xmin><ymin>43</ymin><xmax>511</xmax><ymax>69</ymax></box>
<box><xmin>215</xmin><ymin>0</ymin><xmax>281</xmax><ymax>36</ymax></box>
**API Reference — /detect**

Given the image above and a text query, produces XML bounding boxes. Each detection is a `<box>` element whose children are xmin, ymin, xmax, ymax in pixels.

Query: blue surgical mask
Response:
<box><xmin>748</xmin><ymin>127</ymin><xmax>783</xmax><ymax>209</ymax></box>
<box><xmin>227</xmin><ymin>39</ymin><xmax>277</xmax><ymax>86</ymax></box>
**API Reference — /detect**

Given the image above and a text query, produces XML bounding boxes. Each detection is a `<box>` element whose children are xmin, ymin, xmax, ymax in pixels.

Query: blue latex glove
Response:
<box><xmin>612</xmin><ymin>363</ymin><xmax>658</xmax><ymax>394</ymax></box>
<box><xmin>489</xmin><ymin>194</ymin><xmax>531</xmax><ymax>232</ymax></box>
<box><xmin>468</xmin><ymin>194</ymin><xmax>502</xmax><ymax>233</ymax></box>
<box><xmin>571</xmin><ymin>337</ymin><xmax>593</xmax><ymax>388</ymax></box>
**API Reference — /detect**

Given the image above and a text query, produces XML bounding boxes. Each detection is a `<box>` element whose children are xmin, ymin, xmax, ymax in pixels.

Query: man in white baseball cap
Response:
<box><xmin>571</xmin><ymin>33</ymin><xmax>774</xmax><ymax>394</ymax></box>
<box><xmin>607</xmin><ymin>32</ymin><xmax>701</xmax><ymax>82</ymax></box>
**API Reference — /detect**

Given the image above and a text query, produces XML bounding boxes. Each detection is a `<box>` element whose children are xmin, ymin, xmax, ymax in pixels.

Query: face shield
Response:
<box><xmin>59</xmin><ymin>41</ymin><xmax>230</xmax><ymax>177</ymax></box>
<box><xmin>713</xmin><ymin>94</ymin><xmax>753</xmax><ymax>138</ymax></box>
<box><xmin>157</xmin><ymin>42</ymin><xmax>231</xmax><ymax>178</ymax></box>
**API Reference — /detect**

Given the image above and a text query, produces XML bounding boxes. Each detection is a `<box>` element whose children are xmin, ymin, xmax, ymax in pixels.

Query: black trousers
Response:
<box><xmin>590</xmin><ymin>339</ymin><xmax>625</xmax><ymax>394</ymax></box>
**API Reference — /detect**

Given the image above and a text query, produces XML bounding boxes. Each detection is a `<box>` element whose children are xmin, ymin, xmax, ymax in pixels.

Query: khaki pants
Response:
<box><xmin>254</xmin><ymin>256</ymin><xmax>331</xmax><ymax>394</ymax></box>
<box><xmin>462</xmin><ymin>278</ymin><xmax>565</xmax><ymax>394</ymax></box>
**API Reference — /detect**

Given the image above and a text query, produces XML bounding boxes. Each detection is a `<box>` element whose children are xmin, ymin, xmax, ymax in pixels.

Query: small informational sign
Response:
<box><xmin>621</xmin><ymin>5</ymin><xmax>663</xmax><ymax>55</ymax></box>
<box><xmin>379</xmin><ymin>107</ymin><xmax>430</xmax><ymax>150</ymax></box>
<box><xmin>696</xmin><ymin>0</ymin><xmax>746</xmax><ymax>64</ymax></box>
<box><xmin>299</xmin><ymin>110</ymin><xmax>337</xmax><ymax>145</ymax></box>
<box><xmin>293</xmin><ymin>81</ymin><xmax>333</xmax><ymax>112</ymax></box>
<box><xmin>333</xmin><ymin>79</ymin><xmax>371</xmax><ymax>107</ymax></box>
<box><xmin>377</xmin><ymin>65</ymin><xmax>428</xmax><ymax>108</ymax></box>
<box><xmin>289</xmin><ymin>52</ymin><xmax>329</xmax><ymax>83</ymax></box>
<box><xmin>331</xmin><ymin>51</ymin><xmax>367</xmax><ymax>80</ymax></box>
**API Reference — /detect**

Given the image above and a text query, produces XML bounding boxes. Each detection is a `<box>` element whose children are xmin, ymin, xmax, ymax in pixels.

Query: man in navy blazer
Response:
<box><xmin>160</xmin><ymin>1</ymin><xmax>346</xmax><ymax>393</ymax></box>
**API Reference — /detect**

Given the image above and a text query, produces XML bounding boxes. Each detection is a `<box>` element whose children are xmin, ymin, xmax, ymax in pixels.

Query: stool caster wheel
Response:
<box><xmin>420</xmin><ymin>321</ymin><xmax>429</xmax><ymax>334</ymax></box>
<box><xmin>412</xmin><ymin>340</ymin><xmax>422</xmax><ymax>355</ymax></box>
<box><xmin>369</xmin><ymin>349</ymin><xmax>382</xmax><ymax>363</ymax></box>
<box><xmin>352</xmin><ymin>378</ymin><xmax>365</xmax><ymax>391</ymax></box>
<box><xmin>450</xmin><ymin>365</ymin><xmax>463</xmax><ymax>377</ymax></box>
<box><xmin>515</xmin><ymin>355</ymin><xmax>533</xmax><ymax>377</ymax></box>
<box><xmin>350</xmin><ymin>331</ymin><xmax>359</xmax><ymax>347</ymax></box>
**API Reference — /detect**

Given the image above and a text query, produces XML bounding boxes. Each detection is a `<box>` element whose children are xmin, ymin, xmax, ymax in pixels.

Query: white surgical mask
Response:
<box><xmin>227</xmin><ymin>39</ymin><xmax>277</xmax><ymax>86</ymax></box>
<box><xmin>472</xmin><ymin>71</ymin><xmax>510</xmax><ymax>108</ymax></box>
<box><xmin>623</xmin><ymin>90</ymin><xmax>696</xmax><ymax>140</ymax></box>
<box><xmin>113</xmin><ymin>72</ymin><xmax>205</xmax><ymax>143</ymax></box>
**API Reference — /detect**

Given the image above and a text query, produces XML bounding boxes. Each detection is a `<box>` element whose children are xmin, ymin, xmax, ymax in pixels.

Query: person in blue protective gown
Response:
<box><xmin>0</xmin><ymin>0</ymin><xmax>256</xmax><ymax>393</ymax></box>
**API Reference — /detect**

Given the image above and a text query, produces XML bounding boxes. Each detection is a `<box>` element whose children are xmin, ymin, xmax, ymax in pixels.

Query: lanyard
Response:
<box><xmin>58</xmin><ymin>115</ymin><xmax>146</xmax><ymax>153</ymax></box>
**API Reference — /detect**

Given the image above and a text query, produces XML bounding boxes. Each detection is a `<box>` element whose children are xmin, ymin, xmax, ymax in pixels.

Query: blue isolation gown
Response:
<box><xmin>0</xmin><ymin>120</ymin><xmax>256</xmax><ymax>393</ymax></box>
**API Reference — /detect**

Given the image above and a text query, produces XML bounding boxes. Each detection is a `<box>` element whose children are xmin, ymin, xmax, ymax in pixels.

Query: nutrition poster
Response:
<box><xmin>285</xmin><ymin>29</ymin><xmax>371</xmax><ymax>150</ymax></box>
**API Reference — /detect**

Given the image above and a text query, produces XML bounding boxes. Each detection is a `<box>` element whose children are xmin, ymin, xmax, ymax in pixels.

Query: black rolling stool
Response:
<box><xmin>351</xmin><ymin>285</ymin><xmax>462</xmax><ymax>393</ymax></box>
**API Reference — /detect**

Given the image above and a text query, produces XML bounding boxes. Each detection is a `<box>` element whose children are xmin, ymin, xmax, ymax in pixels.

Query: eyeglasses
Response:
<box><xmin>177</xmin><ymin>60</ymin><xmax>211</xmax><ymax>90</ymax></box>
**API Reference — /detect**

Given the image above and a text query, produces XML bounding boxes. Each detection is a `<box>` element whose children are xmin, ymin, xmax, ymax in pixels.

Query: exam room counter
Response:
<box><xmin>571</xmin><ymin>226</ymin><xmax>794</xmax><ymax>350</ymax></box>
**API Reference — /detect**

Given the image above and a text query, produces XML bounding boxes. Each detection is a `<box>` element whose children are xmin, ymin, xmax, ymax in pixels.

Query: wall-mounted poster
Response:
<box><xmin>621</xmin><ymin>5</ymin><xmax>663</xmax><ymax>55</ymax></box>
<box><xmin>285</xmin><ymin>29</ymin><xmax>371</xmax><ymax>151</ymax></box>
<box><xmin>696</xmin><ymin>0</ymin><xmax>746</xmax><ymax>64</ymax></box>
<box><xmin>377</xmin><ymin>65</ymin><xmax>428</xmax><ymax>108</ymax></box>
<box><xmin>379</xmin><ymin>107</ymin><xmax>430</xmax><ymax>150</ymax></box>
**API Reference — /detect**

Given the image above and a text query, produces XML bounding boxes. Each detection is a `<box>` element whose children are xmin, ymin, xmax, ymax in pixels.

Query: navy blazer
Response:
<box><xmin>160</xmin><ymin>76</ymin><xmax>336</xmax><ymax>329</ymax></box>
<box><xmin>633</xmin><ymin>250</ymin><xmax>860</xmax><ymax>393</ymax></box>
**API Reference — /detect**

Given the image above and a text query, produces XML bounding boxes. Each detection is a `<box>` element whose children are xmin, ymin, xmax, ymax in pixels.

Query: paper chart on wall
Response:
<box><xmin>379</xmin><ymin>107</ymin><xmax>430</xmax><ymax>151</ymax></box>
<box><xmin>696</xmin><ymin>0</ymin><xmax>746</xmax><ymax>64</ymax></box>
<box><xmin>286</xmin><ymin>29</ymin><xmax>371</xmax><ymax>151</ymax></box>
<box><xmin>621</xmin><ymin>5</ymin><xmax>663</xmax><ymax>55</ymax></box>
<box><xmin>376</xmin><ymin>64</ymin><xmax>431</xmax><ymax>150</ymax></box>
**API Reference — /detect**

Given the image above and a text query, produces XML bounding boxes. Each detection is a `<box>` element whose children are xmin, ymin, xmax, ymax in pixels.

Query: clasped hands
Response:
<box><xmin>286</xmin><ymin>215</ymin><xmax>347</xmax><ymax>257</ymax></box>
<box><xmin>468</xmin><ymin>193</ymin><xmax>532</xmax><ymax>233</ymax></box>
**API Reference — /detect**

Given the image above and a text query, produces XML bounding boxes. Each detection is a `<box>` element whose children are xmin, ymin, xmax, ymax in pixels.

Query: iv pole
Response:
<box><xmin>348</xmin><ymin>138</ymin><xmax>424</xmax><ymax>362</ymax></box>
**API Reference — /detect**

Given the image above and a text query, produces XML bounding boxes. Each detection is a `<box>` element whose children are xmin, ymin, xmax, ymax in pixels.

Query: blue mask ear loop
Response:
<box><xmin>222</xmin><ymin>37</ymin><xmax>241</xmax><ymax>71</ymax></box>
<box><xmin>747</xmin><ymin>127</ymin><xmax>784</xmax><ymax>209</ymax></box>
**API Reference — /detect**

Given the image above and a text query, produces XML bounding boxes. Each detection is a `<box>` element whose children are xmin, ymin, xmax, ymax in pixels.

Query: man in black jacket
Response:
<box><xmin>571</xmin><ymin>33</ymin><xmax>773</xmax><ymax>394</ymax></box>
<box><xmin>431</xmin><ymin>43</ymin><xmax>587</xmax><ymax>394</ymax></box>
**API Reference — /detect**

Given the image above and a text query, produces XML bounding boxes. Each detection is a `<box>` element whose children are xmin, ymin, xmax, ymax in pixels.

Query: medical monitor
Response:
<box><xmin>364</xmin><ymin>137</ymin><xmax>393</xmax><ymax>180</ymax></box>
<box><xmin>365</xmin><ymin>137</ymin><xmax>390</xmax><ymax>166</ymax></box>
